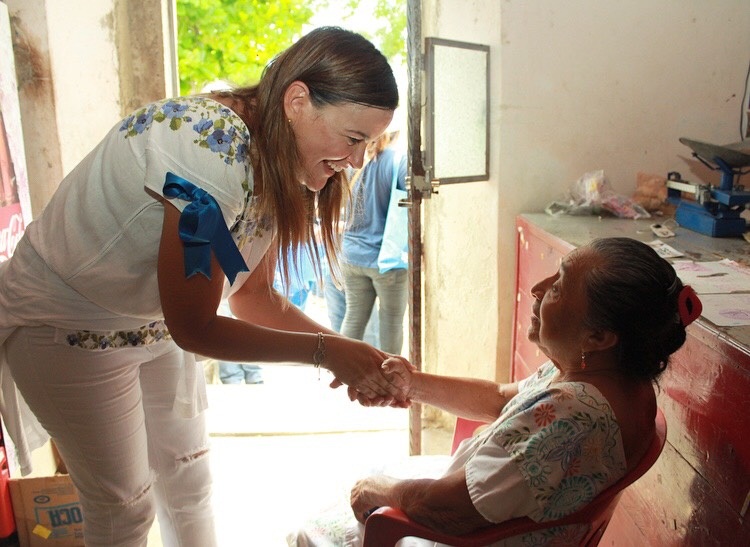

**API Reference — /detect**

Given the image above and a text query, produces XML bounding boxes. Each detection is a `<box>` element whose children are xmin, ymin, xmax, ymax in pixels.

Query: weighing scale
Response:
<box><xmin>666</xmin><ymin>138</ymin><xmax>750</xmax><ymax>237</ymax></box>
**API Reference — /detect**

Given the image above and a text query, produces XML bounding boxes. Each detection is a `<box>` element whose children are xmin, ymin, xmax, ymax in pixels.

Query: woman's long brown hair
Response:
<box><xmin>215</xmin><ymin>27</ymin><xmax>399</xmax><ymax>294</ymax></box>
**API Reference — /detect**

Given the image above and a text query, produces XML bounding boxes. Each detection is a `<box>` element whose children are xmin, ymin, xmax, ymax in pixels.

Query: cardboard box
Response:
<box><xmin>8</xmin><ymin>475</ymin><xmax>84</xmax><ymax>546</ymax></box>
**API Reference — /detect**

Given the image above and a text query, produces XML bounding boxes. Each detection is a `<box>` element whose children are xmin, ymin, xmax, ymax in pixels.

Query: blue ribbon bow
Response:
<box><xmin>163</xmin><ymin>172</ymin><xmax>249</xmax><ymax>285</ymax></box>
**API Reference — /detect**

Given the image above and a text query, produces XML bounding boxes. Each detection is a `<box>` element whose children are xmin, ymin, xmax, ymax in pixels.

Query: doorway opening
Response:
<box><xmin>153</xmin><ymin>2</ymin><xmax>445</xmax><ymax>544</ymax></box>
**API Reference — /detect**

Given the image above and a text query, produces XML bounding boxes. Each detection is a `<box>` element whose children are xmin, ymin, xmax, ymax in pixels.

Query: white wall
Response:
<box><xmin>498</xmin><ymin>0</ymin><xmax>749</xmax><ymax>204</ymax></box>
<box><xmin>421</xmin><ymin>0</ymin><xmax>750</xmax><ymax>396</ymax></box>
<box><xmin>6</xmin><ymin>0</ymin><xmax>122</xmax><ymax>213</ymax></box>
<box><xmin>5</xmin><ymin>0</ymin><xmax>63</xmax><ymax>215</ymax></box>
<box><xmin>421</xmin><ymin>0</ymin><xmax>502</xmax><ymax>396</ymax></box>
<box><xmin>45</xmin><ymin>0</ymin><xmax>121</xmax><ymax>176</ymax></box>
<box><xmin>5</xmin><ymin>0</ymin><xmax>175</xmax><ymax>215</ymax></box>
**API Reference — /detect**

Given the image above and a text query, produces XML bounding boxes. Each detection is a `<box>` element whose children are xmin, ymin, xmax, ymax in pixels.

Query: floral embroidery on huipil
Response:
<box><xmin>119</xmin><ymin>98</ymin><xmax>249</xmax><ymax>167</ymax></box>
<box><xmin>492</xmin><ymin>362</ymin><xmax>625</xmax><ymax>522</ymax></box>
<box><xmin>65</xmin><ymin>321</ymin><xmax>172</xmax><ymax>350</ymax></box>
<box><xmin>119</xmin><ymin>97</ymin><xmax>273</xmax><ymax>252</ymax></box>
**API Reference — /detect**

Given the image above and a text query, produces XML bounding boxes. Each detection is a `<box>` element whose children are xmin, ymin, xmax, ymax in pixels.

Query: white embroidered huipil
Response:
<box><xmin>288</xmin><ymin>362</ymin><xmax>628</xmax><ymax>547</ymax></box>
<box><xmin>0</xmin><ymin>97</ymin><xmax>274</xmax><ymax>473</ymax></box>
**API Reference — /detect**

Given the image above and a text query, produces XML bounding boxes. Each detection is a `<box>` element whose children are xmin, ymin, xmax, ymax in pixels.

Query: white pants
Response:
<box><xmin>5</xmin><ymin>326</ymin><xmax>216</xmax><ymax>547</ymax></box>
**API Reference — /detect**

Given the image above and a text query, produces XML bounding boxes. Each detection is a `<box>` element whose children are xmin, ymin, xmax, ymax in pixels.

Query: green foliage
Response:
<box><xmin>176</xmin><ymin>0</ymin><xmax>326</xmax><ymax>94</ymax></box>
<box><xmin>344</xmin><ymin>0</ymin><xmax>406</xmax><ymax>62</ymax></box>
<box><xmin>176</xmin><ymin>0</ymin><xmax>407</xmax><ymax>96</ymax></box>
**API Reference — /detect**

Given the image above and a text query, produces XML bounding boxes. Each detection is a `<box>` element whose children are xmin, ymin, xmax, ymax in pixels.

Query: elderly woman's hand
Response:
<box><xmin>342</xmin><ymin>355</ymin><xmax>415</xmax><ymax>407</ymax></box>
<box><xmin>350</xmin><ymin>475</ymin><xmax>399</xmax><ymax>524</ymax></box>
<box><xmin>382</xmin><ymin>355</ymin><xmax>415</xmax><ymax>388</ymax></box>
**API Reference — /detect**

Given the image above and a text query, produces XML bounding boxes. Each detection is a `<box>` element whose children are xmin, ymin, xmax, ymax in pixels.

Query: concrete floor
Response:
<box><xmin>148</xmin><ymin>366</ymin><xmax>452</xmax><ymax>546</ymax></box>
<box><xmin>148</xmin><ymin>293</ymin><xmax>452</xmax><ymax>546</ymax></box>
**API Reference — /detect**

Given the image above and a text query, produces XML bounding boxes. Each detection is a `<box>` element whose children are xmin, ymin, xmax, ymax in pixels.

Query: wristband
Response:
<box><xmin>313</xmin><ymin>332</ymin><xmax>325</xmax><ymax>368</ymax></box>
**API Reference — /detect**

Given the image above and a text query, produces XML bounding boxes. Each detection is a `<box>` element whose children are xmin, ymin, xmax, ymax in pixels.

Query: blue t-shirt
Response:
<box><xmin>272</xmin><ymin>247</ymin><xmax>318</xmax><ymax>309</ymax></box>
<box><xmin>342</xmin><ymin>147</ymin><xmax>407</xmax><ymax>269</ymax></box>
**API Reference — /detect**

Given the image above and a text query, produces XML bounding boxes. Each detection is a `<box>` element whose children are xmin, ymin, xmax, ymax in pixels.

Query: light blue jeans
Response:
<box><xmin>322</xmin><ymin>266</ymin><xmax>379</xmax><ymax>347</ymax></box>
<box><xmin>340</xmin><ymin>263</ymin><xmax>408</xmax><ymax>355</ymax></box>
<box><xmin>218</xmin><ymin>362</ymin><xmax>264</xmax><ymax>384</ymax></box>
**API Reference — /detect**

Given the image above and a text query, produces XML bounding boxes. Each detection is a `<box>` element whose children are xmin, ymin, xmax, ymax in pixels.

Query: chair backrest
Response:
<box><xmin>363</xmin><ymin>408</ymin><xmax>667</xmax><ymax>547</ymax></box>
<box><xmin>450</xmin><ymin>417</ymin><xmax>486</xmax><ymax>455</ymax></box>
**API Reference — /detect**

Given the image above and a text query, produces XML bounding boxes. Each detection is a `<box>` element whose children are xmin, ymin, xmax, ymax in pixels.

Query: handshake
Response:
<box><xmin>334</xmin><ymin>355</ymin><xmax>416</xmax><ymax>408</ymax></box>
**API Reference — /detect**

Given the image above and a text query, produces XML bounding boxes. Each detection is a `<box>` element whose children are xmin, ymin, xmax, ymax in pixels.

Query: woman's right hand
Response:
<box><xmin>323</xmin><ymin>337</ymin><xmax>409</xmax><ymax>403</ymax></box>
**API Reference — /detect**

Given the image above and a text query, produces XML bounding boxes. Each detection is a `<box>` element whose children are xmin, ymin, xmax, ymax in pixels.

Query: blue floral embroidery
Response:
<box><xmin>119</xmin><ymin>115</ymin><xmax>134</xmax><ymax>132</ymax></box>
<box><xmin>193</xmin><ymin>118</ymin><xmax>213</xmax><ymax>133</ymax></box>
<box><xmin>192</xmin><ymin>112</ymin><xmax>248</xmax><ymax>165</ymax></box>
<box><xmin>65</xmin><ymin>321</ymin><xmax>172</xmax><ymax>350</ymax></box>
<box><xmin>207</xmin><ymin>127</ymin><xmax>232</xmax><ymax>154</ymax></box>
<box><xmin>162</xmin><ymin>101</ymin><xmax>190</xmax><ymax>119</ymax></box>
<box><xmin>118</xmin><ymin>97</ymin><xmax>267</xmax><ymax>249</ymax></box>
<box><xmin>231</xmin><ymin>203</ymin><xmax>274</xmax><ymax>251</ymax></box>
<box><xmin>134</xmin><ymin>107</ymin><xmax>156</xmax><ymax>134</ymax></box>
<box><xmin>236</xmin><ymin>141</ymin><xmax>248</xmax><ymax>163</ymax></box>
<box><xmin>119</xmin><ymin>97</ymin><xmax>249</xmax><ymax>166</ymax></box>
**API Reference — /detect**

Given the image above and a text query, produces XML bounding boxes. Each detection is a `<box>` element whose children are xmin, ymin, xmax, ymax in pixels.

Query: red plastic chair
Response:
<box><xmin>363</xmin><ymin>408</ymin><xmax>667</xmax><ymax>547</ymax></box>
<box><xmin>0</xmin><ymin>440</ymin><xmax>16</xmax><ymax>539</ymax></box>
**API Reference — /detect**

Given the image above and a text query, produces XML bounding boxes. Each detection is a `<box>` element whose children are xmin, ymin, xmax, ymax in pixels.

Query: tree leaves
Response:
<box><xmin>176</xmin><ymin>0</ymin><xmax>407</xmax><ymax>95</ymax></box>
<box><xmin>176</xmin><ymin>0</ymin><xmax>322</xmax><ymax>94</ymax></box>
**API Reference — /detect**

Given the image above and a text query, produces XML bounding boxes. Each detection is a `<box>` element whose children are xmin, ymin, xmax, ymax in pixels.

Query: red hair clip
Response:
<box><xmin>677</xmin><ymin>285</ymin><xmax>702</xmax><ymax>326</ymax></box>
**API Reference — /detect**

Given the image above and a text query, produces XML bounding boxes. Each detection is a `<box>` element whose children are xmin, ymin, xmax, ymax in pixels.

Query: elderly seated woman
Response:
<box><xmin>288</xmin><ymin>237</ymin><xmax>701</xmax><ymax>546</ymax></box>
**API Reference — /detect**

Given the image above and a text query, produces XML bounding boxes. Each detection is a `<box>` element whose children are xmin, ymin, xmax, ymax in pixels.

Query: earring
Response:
<box><xmin>580</xmin><ymin>351</ymin><xmax>587</xmax><ymax>370</ymax></box>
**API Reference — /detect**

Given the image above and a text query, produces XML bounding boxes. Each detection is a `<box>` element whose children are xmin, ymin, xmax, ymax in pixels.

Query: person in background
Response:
<box><xmin>217</xmin><ymin>358</ymin><xmax>265</xmax><ymax>385</ymax></box>
<box><xmin>340</xmin><ymin>131</ymin><xmax>408</xmax><ymax>355</ymax></box>
<box><xmin>323</xmin><ymin>263</ymin><xmax>380</xmax><ymax>347</ymax></box>
<box><xmin>214</xmin><ymin>298</ymin><xmax>265</xmax><ymax>385</ymax></box>
<box><xmin>289</xmin><ymin>237</ymin><xmax>702</xmax><ymax>546</ymax></box>
<box><xmin>0</xmin><ymin>27</ymin><xmax>407</xmax><ymax>547</ymax></box>
<box><xmin>217</xmin><ymin>247</ymin><xmax>317</xmax><ymax>384</ymax></box>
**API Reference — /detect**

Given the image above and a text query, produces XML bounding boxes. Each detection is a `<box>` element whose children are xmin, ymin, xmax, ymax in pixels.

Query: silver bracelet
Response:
<box><xmin>313</xmin><ymin>332</ymin><xmax>325</xmax><ymax>368</ymax></box>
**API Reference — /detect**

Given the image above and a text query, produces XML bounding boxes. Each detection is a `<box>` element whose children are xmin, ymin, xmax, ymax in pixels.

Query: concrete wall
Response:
<box><xmin>5</xmin><ymin>0</ymin><xmax>175</xmax><ymax>216</ymax></box>
<box><xmin>420</xmin><ymin>0</ymin><xmax>750</xmax><ymax>405</ymax></box>
<box><xmin>420</xmin><ymin>0</ymin><xmax>502</xmax><ymax>431</ymax></box>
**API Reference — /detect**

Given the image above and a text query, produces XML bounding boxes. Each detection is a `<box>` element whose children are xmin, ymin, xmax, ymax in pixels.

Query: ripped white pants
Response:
<box><xmin>5</xmin><ymin>326</ymin><xmax>216</xmax><ymax>547</ymax></box>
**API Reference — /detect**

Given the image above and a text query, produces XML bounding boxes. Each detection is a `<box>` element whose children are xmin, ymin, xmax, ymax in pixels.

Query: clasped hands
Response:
<box><xmin>351</xmin><ymin>355</ymin><xmax>415</xmax><ymax>407</ymax></box>
<box><xmin>331</xmin><ymin>355</ymin><xmax>415</xmax><ymax>408</ymax></box>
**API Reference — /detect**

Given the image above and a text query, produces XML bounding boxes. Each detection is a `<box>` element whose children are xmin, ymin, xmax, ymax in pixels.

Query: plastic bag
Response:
<box><xmin>545</xmin><ymin>170</ymin><xmax>651</xmax><ymax>219</ymax></box>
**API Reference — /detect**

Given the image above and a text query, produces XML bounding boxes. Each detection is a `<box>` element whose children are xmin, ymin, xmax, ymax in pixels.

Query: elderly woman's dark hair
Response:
<box><xmin>582</xmin><ymin>237</ymin><xmax>700</xmax><ymax>382</ymax></box>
